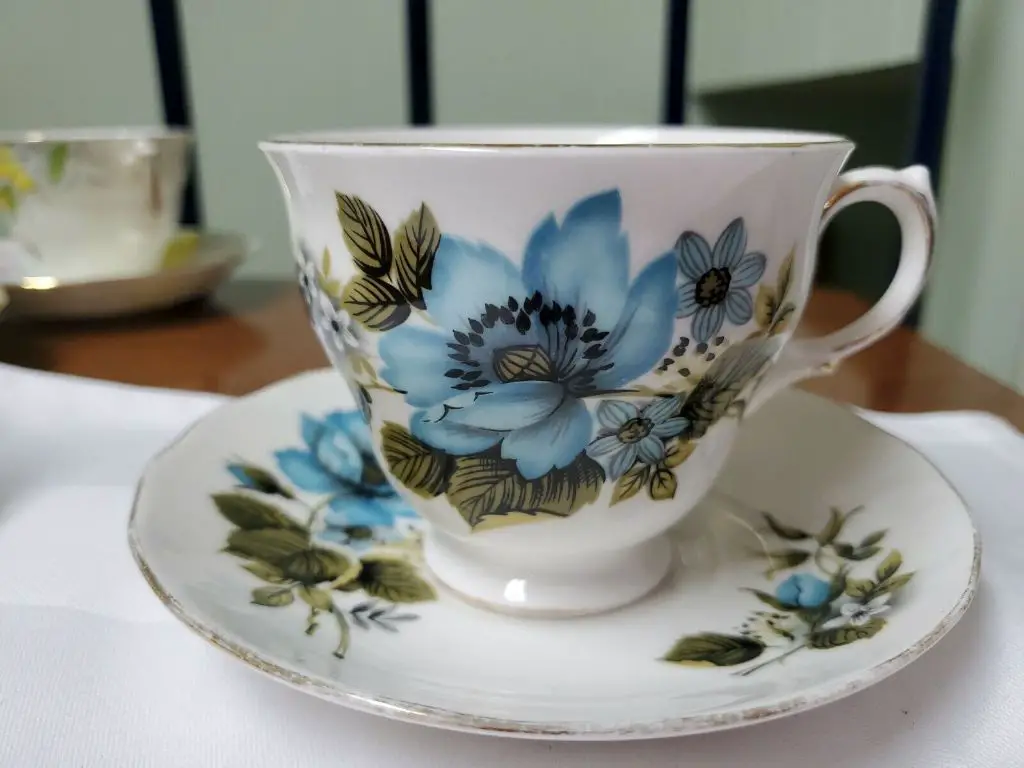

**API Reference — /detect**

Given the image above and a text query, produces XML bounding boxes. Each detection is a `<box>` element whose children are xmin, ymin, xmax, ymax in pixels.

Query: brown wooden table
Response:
<box><xmin>1</xmin><ymin>281</ymin><xmax>1022</xmax><ymax>430</ymax></box>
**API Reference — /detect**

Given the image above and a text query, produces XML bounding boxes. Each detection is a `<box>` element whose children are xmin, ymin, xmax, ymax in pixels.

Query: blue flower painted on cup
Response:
<box><xmin>378</xmin><ymin>190</ymin><xmax>678</xmax><ymax>480</ymax></box>
<box><xmin>585</xmin><ymin>397</ymin><xmax>690</xmax><ymax>479</ymax></box>
<box><xmin>273</xmin><ymin>410</ymin><xmax>416</xmax><ymax>542</ymax></box>
<box><xmin>775</xmin><ymin>572</ymin><xmax>831</xmax><ymax>608</ymax></box>
<box><xmin>675</xmin><ymin>218</ymin><xmax>767</xmax><ymax>343</ymax></box>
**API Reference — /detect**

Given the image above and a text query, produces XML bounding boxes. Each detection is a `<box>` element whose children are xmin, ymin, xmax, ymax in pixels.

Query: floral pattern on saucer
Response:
<box><xmin>664</xmin><ymin>506</ymin><xmax>914</xmax><ymax>675</ymax></box>
<box><xmin>217</xmin><ymin>408</ymin><xmax>435</xmax><ymax>659</ymax></box>
<box><xmin>298</xmin><ymin>189</ymin><xmax>799</xmax><ymax>531</ymax></box>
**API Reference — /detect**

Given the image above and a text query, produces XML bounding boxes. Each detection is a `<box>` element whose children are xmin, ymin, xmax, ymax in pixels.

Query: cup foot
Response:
<box><xmin>423</xmin><ymin>530</ymin><xmax>674</xmax><ymax>618</ymax></box>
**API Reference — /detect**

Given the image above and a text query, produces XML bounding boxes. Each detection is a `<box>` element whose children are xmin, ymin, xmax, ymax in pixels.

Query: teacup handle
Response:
<box><xmin>748</xmin><ymin>165</ymin><xmax>936</xmax><ymax>412</ymax></box>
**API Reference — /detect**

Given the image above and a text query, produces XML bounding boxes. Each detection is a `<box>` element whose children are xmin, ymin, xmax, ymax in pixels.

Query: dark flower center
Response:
<box><xmin>694</xmin><ymin>268</ymin><xmax>732</xmax><ymax>308</ymax></box>
<box><xmin>443</xmin><ymin>290</ymin><xmax>615</xmax><ymax>395</ymax></box>
<box><xmin>617</xmin><ymin>417</ymin><xmax>653</xmax><ymax>443</ymax></box>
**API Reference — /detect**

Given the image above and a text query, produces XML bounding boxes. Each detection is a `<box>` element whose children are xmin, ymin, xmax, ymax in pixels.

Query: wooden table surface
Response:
<box><xmin>1</xmin><ymin>282</ymin><xmax>1022</xmax><ymax>430</ymax></box>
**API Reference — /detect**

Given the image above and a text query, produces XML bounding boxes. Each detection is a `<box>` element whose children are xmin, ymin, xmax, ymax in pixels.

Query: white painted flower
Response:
<box><xmin>823</xmin><ymin>593</ymin><xmax>891</xmax><ymax>629</ymax></box>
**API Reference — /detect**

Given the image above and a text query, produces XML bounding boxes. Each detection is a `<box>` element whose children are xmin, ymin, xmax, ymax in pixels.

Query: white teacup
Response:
<box><xmin>0</xmin><ymin>128</ymin><xmax>191</xmax><ymax>282</ymax></box>
<box><xmin>262</xmin><ymin>127</ymin><xmax>935</xmax><ymax>616</ymax></box>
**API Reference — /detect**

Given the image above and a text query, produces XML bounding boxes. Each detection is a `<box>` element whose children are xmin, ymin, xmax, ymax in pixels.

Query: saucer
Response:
<box><xmin>1</xmin><ymin>229</ymin><xmax>247</xmax><ymax>320</ymax></box>
<box><xmin>129</xmin><ymin>370</ymin><xmax>979</xmax><ymax>740</ymax></box>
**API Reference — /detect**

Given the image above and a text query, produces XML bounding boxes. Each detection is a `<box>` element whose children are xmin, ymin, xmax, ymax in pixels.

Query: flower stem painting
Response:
<box><xmin>662</xmin><ymin>505</ymin><xmax>915</xmax><ymax>675</ymax></box>
<box><xmin>215</xmin><ymin>409</ymin><xmax>435</xmax><ymax>659</ymax></box>
<box><xmin>297</xmin><ymin>189</ymin><xmax>799</xmax><ymax>532</ymax></box>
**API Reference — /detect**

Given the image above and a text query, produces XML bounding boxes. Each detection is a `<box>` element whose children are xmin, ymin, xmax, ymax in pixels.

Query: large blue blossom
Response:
<box><xmin>273</xmin><ymin>410</ymin><xmax>416</xmax><ymax>532</ymax></box>
<box><xmin>379</xmin><ymin>190</ymin><xmax>677</xmax><ymax>480</ymax></box>
<box><xmin>675</xmin><ymin>218</ymin><xmax>766</xmax><ymax>343</ymax></box>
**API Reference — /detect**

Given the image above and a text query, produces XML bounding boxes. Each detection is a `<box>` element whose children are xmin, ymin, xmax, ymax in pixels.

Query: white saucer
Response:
<box><xmin>129</xmin><ymin>370</ymin><xmax>979</xmax><ymax>740</ymax></box>
<box><xmin>1</xmin><ymin>229</ymin><xmax>247</xmax><ymax>320</ymax></box>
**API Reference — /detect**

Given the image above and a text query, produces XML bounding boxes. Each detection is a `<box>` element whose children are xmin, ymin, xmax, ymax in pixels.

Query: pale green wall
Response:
<box><xmin>921</xmin><ymin>0</ymin><xmax>1024</xmax><ymax>389</ymax></box>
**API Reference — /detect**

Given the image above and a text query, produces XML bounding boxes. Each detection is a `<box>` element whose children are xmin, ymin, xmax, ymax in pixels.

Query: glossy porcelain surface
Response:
<box><xmin>129</xmin><ymin>369</ymin><xmax>979</xmax><ymax>739</ymax></box>
<box><xmin>0</xmin><ymin>127</ymin><xmax>190</xmax><ymax>281</ymax></box>
<box><xmin>262</xmin><ymin>126</ymin><xmax>935</xmax><ymax>615</ymax></box>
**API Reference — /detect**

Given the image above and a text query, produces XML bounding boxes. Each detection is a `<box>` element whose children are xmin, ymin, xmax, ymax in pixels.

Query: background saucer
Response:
<box><xmin>1</xmin><ymin>229</ymin><xmax>248</xmax><ymax>320</ymax></box>
<box><xmin>130</xmin><ymin>370</ymin><xmax>979</xmax><ymax>740</ymax></box>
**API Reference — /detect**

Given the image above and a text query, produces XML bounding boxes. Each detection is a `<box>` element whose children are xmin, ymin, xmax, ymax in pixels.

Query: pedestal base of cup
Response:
<box><xmin>423</xmin><ymin>530</ymin><xmax>674</xmax><ymax>618</ymax></box>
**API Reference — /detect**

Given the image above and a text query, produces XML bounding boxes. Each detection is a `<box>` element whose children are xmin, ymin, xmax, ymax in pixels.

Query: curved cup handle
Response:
<box><xmin>748</xmin><ymin>165</ymin><xmax>936</xmax><ymax>413</ymax></box>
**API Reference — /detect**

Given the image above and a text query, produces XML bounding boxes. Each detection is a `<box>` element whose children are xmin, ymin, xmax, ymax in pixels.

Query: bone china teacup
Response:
<box><xmin>262</xmin><ymin>127</ymin><xmax>935</xmax><ymax>616</ymax></box>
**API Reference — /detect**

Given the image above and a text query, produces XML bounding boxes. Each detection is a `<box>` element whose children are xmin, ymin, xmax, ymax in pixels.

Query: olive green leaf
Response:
<box><xmin>877</xmin><ymin>572</ymin><xmax>914</xmax><ymax>595</ymax></box>
<box><xmin>762</xmin><ymin>512</ymin><xmax>810</xmax><ymax>541</ymax></box>
<box><xmin>754</xmin><ymin>285</ymin><xmax>779</xmax><ymax>330</ymax></box>
<box><xmin>859</xmin><ymin>530</ymin><xmax>887</xmax><ymax>548</ymax></box>
<box><xmin>663</xmin><ymin>633</ymin><xmax>765</xmax><ymax>667</ymax></box>
<box><xmin>251</xmin><ymin>585</ymin><xmax>295</xmax><ymax>607</ymax></box>
<box><xmin>297</xmin><ymin>585</ymin><xmax>334</xmax><ymax>611</ymax></box>
<box><xmin>0</xmin><ymin>186</ymin><xmax>15</xmax><ymax>212</ymax></box>
<box><xmin>48</xmin><ymin>143</ymin><xmax>69</xmax><ymax>183</ymax></box>
<box><xmin>681</xmin><ymin>342</ymin><xmax>772</xmax><ymax>439</ymax></box>
<box><xmin>212</xmin><ymin>492</ymin><xmax>305</xmax><ymax>531</ymax></box>
<box><xmin>361</xmin><ymin>458</ymin><xmax>388</xmax><ymax>487</ymax></box>
<box><xmin>807</xmin><ymin>617</ymin><xmax>886</xmax><ymax>649</ymax></box>
<box><xmin>392</xmin><ymin>202</ymin><xmax>440</xmax><ymax>308</ymax></box>
<box><xmin>446</xmin><ymin>452</ymin><xmax>604</xmax><ymax>528</ymax></box>
<box><xmin>816</xmin><ymin>507</ymin><xmax>844</xmax><ymax>545</ymax></box>
<box><xmin>649</xmin><ymin>467</ymin><xmax>678</xmax><ymax>501</ymax></box>
<box><xmin>611</xmin><ymin>464</ymin><xmax>650</xmax><ymax>505</ymax></box>
<box><xmin>280</xmin><ymin>548</ymin><xmax>360</xmax><ymax>586</ymax></box>
<box><xmin>876</xmin><ymin>549</ymin><xmax>903</xmax><ymax>583</ymax></box>
<box><xmin>340</xmin><ymin>274</ymin><xmax>411</xmax><ymax>332</ymax></box>
<box><xmin>227</xmin><ymin>464</ymin><xmax>295</xmax><ymax>499</ymax></box>
<box><xmin>242</xmin><ymin>561</ymin><xmax>288</xmax><ymax>584</ymax></box>
<box><xmin>225</xmin><ymin>528</ymin><xmax>309</xmax><ymax>565</ymax></box>
<box><xmin>317</xmin><ymin>247</ymin><xmax>342</xmax><ymax>298</ymax></box>
<box><xmin>336</xmin><ymin>193</ymin><xmax>392</xmax><ymax>277</ymax></box>
<box><xmin>493</xmin><ymin>345</ymin><xmax>554</xmax><ymax>384</ymax></box>
<box><xmin>848</xmin><ymin>545</ymin><xmax>882</xmax><ymax>561</ymax></box>
<box><xmin>380</xmin><ymin>422</ymin><xmax>451</xmax><ymax>497</ymax></box>
<box><xmin>827</xmin><ymin>569</ymin><xmax>848</xmax><ymax>601</ymax></box>
<box><xmin>744</xmin><ymin>588</ymin><xmax>797</xmax><ymax>611</ymax></box>
<box><xmin>764</xmin><ymin>548</ymin><xmax>810</xmax><ymax>576</ymax></box>
<box><xmin>356</xmin><ymin>555</ymin><xmax>437</xmax><ymax>603</ymax></box>
<box><xmin>845</xmin><ymin>578</ymin><xmax>876</xmax><ymax>600</ymax></box>
<box><xmin>662</xmin><ymin>440</ymin><xmax>696</xmax><ymax>468</ymax></box>
<box><xmin>777</xmin><ymin>247</ymin><xmax>795</xmax><ymax>300</ymax></box>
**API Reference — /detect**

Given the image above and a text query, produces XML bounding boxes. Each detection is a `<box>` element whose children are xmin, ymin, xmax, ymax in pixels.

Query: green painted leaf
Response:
<box><xmin>807</xmin><ymin>617</ymin><xmax>886</xmax><ymax>649</ymax></box>
<box><xmin>662</xmin><ymin>440</ymin><xmax>696</xmax><ymax>468</ymax></box>
<box><xmin>227</xmin><ymin>464</ymin><xmax>294</xmax><ymax>498</ymax></box>
<box><xmin>763</xmin><ymin>512</ymin><xmax>810</xmax><ymax>541</ymax></box>
<box><xmin>340</xmin><ymin>274</ymin><xmax>411</xmax><ymax>331</ymax></box>
<box><xmin>380</xmin><ymin>422</ymin><xmax>451</xmax><ymax>497</ymax></box>
<box><xmin>225</xmin><ymin>528</ymin><xmax>309</xmax><ymax>565</ymax></box>
<box><xmin>777</xmin><ymin>247</ymin><xmax>795</xmax><ymax>300</ymax></box>
<box><xmin>357</xmin><ymin>556</ymin><xmax>436</xmax><ymax>603</ymax></box>
<box><xmin>47</xmin><ymin>143</ymin><xmax>69</xmax><ymax>183</ymax></box>
<box><xmin>0</xmin><ymin>185</ymin><xmax>16</xmax><ymax>212</ymax></box>
<box><xmin>845</xmin><ymin>578</ymin><xmax>876</xmax><ymax>600</ymax></box>
<box><xmin>754</xmin><ymin>285</ymin><xmax>778</xmax><ymax>331</ymax></box>
<box><xmin>493</xmin><ymin>345</ymin><xmax>554</xmax><ymax>384</ymax></box>
<box><xmin>764</xmin><ymin>548</ymin><xmax>810</xmax><ymax>575</ymax></box>
<box><xmin>681</xmin><ymin>342</ymin><xmax>772</xmax><ymax>439</ymax></box>
<box><xmin>797</xmin><ymin>605</ymin><xmax>831</xmax><ymax>627</ymax></box>
<box><xmin>648</xmin><ymin>467</ymin><xmax>677</xmax><ymax>501</ymax></box>
<box><xmin>827</xmin><ymin>569</ymin><xmax>848</xmax><ymax>601</ymax></box>
<box><xmin>446</xmin><ymin>452</ymin><xmax>604</xmax><ymax>528</ymax></box>
<box><xmin>280</xmin><ymin>548</ymin><xmax>360</xmax><ymax>586</ymax></box>
<box><xmin>816</xmin><ymin>507</ymin><xmax>844</xmax><ymax>545</ymax></box>
<box><xmin>212</xmin><ymin>492</ymin><xmax>304</xmax><ymax>530</ymax></box>
<box><xmin>611</xmin><ymin>464</ymin><xmax>649</xmax><ymax>505</ymax></box>
<box><xmin>859</xmin><ymin>530</ymin><xmax>887</xmax><ymax>548</ymax></box>
<box><xmin>321</xmin><ymin>246</ymin><xmax>332</xmax><ymax>275</ymax></box>
<box><xmin>744</xmin><ymin>589</ymin><xmax>796</xmax><ymax>611</ymax></box>
<box><xmin>877</xmin><ymin>571</ymin><xmax>914</xmax><ymax>594</ymax></box>
<box><xmin>833</xmin><ymin>541</ymin><xmax>855</xmax><ymax>559</ymax></box>
<box><xmin>251</xmin><ymin>585</ymin><xmax>294</xmax><ymax>607</ymax></box>
<box><xmin>392</xmin><ymin>202</ymin><xmax>440</xmax><ymax>308</ymax></box>
<box><xmin>848</xmin><ymin>545</ymin><xmax>882</xmax><ymax>561</ymax></box>
<box><xmin>242</xmin><ymin>561</ymin><xmax>288</xmax><ymax>583</ymax></box>
<box><xmin>663</xmin><ymin>633</ymin><xmax>765</xmax><ymax>667</ymax></box>
<box><xmin>876</xmin><ymin>550</ymin><xmax>903</xmax><ymax>582</ymax></box>
<box><xmin>336</xmin><ymin>193</ymin><xmax>392</xmax><ymax>277</ymax></box>
<box><xmin>297</xmin><ymin>585</ymin><xmax>334</xmax><ymax>611</ymax></box>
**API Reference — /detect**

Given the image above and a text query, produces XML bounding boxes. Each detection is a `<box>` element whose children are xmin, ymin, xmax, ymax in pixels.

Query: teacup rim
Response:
<box><xmin>0</xmin><ymin>126</ymin><xmax>192</xmax><ymax>145</ymax></box>
<box><xmin>260</xmin><ymin>125</ymin><xmax>853</xmax><ymax>151</ymax></box>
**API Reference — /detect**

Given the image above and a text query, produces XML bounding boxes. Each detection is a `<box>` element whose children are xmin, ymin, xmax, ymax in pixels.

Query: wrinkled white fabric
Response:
<box><xmin>0</xmin><ymin>362</ymin><xmax>1015</xmax><ymax>767</ymax></box>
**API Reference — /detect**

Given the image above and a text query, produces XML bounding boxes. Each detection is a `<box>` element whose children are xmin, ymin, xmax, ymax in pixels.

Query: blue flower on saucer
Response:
<box><xmin>776</xmin><ymin>573</ymin><xmax>831</xmax><ymax>609</ymax></box>
<box><xmin>273</xmin><ymin>410</ymin><xmax>416</xmax><ymax>538</ymax></box>
<box><xmin>378</xmin><ymin>189</ymin><xmax>678</xmax><ymax>480</ymax></box>
<box><xmin>675</xmin><ymin>218</ymin><xmax>766</xmax><ymax>343</ymax></box>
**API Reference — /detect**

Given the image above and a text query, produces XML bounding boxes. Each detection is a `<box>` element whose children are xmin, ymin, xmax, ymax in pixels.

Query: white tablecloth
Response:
<box><xmin>0</xmin><ymin>363</ymin><xmax>1018</xmax><ymax>767</ymax></box>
